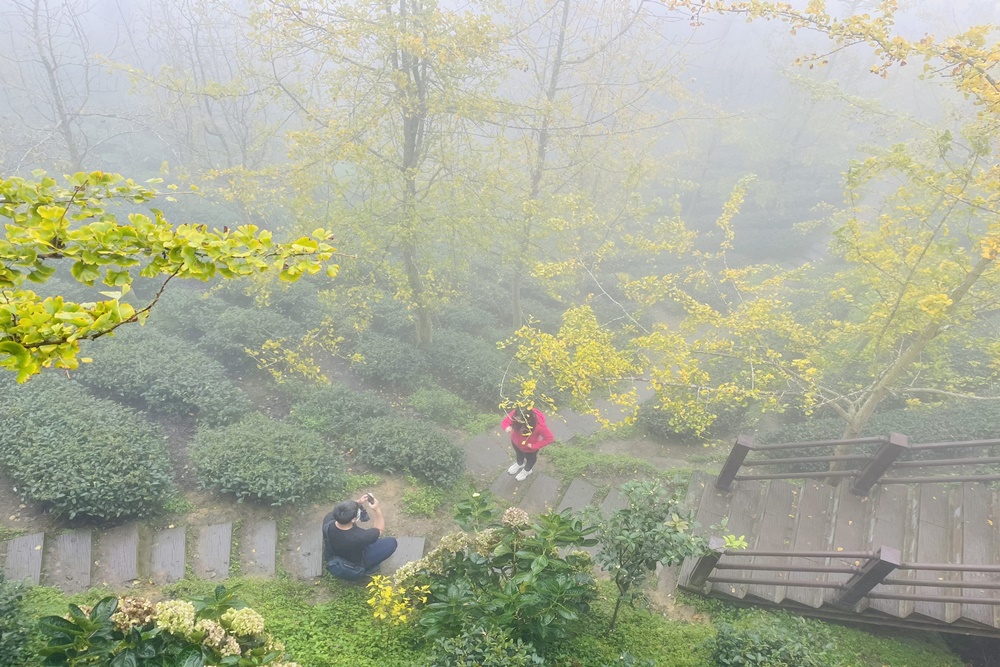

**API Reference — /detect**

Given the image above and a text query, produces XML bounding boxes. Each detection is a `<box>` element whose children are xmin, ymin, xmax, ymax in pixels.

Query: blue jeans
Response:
<box><xmin>363</xmin><ymin>537</ymin><xmax>398</xmax><ymax>573</ymax></box>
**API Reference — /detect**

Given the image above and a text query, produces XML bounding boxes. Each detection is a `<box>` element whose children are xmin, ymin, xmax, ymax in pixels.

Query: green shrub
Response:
<box><xmin>709</xmin><ymin>613</ymin><xmax>833</xmax><ymax>667</ymax></box>
<box><xmin>0</xmin><ymin>576</ymin><xmax>34</xmax><ymax>667</ymax></box>
<box><xmin>438</xmin><ymin>303</ymin><xmax>501</xmax><ymax>335</ymax></box>
<box><xmin>368</xmin><ymin>298</ymin><xmax>415</xmax><ymax>338</ymax></box>
<box><xmin>426</xmin><ymin>627</ymin><xmax>543</xmax><ymax>667</ymax></box>
<box><xmin>198</xmin><ymin>305</ymin><xmax>302</xmax><ymax>368</ymax></box>
<box><xmin>73</xmin><ymin>329</ymin><xmax>251</xmax><ymax>425</ymax></box>
<box><xmin>288</xmin><ymin>383</ymin><xmax>392</xmax><ymax>441</ymax></box>
<box><xmin>352</xmin><ymin>331</ymin><xmax>429</xmax><ymax>389</ymax></box>
<box><xmin>355</xmin><ymin>417</ymin><xmax>464</xmax><ymax>487</ymax></box>
<box><xmin>426</xmin><ymin>329</ymin><xmax>509</xmax><ymax>407</ymax></box>
<box><xmin>146</xmin><ymin>287</ymin><xmax>223</xmax><ymax>340</ymax></box>
<box><xmin>191</xmin><ymin>413</ymin><xmax>345</xmax><ymax>505</ymax></box>
<box><xmin>0</xmin><ymin>375</ymin><xmax>174</xmax><ymax>520</ymax></box>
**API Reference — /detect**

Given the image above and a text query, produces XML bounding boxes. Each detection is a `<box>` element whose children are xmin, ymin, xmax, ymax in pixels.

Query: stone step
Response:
<box><xmin>283</xmin><ymin>514</ymin><xmax>323</xmax><ymax>579</ymax></box>
<box><xmin>42</xmin><ymin>530</ymin><xmax>91</xmax><ymax>593</ymax></box>
<box><xmin>383</xmin><ymin>536</ymin><xmax>426</xmax><ymax>574</ymax></box>
<box><xmin>194</xmin><ymin>523</ymin><xmax>232</xmax><ymax>580</ymax></box>
<box><xmin>3</xmin><ymin>533</ymin><xmax>44</xmax><ymax>585</ymax></box>
<box><xmin>149</xmin><ymin>526</ymin><xmax>186</xmax><ymax>585</ymax></box>
<box><xmin>241</xmin><ymin>520</ymin><xmax>277</xmax><ymax>578</ymax></box>
<box><xmin>93</xmin><ymin>523</ymin><xmax>139</xmax><ymax>588</ymax></box>
<box><xmin>557</xmin><ymin>479</ymin><xmax>597</xmax><ymax>514</ymax></box>
<box><xmin>519</xmin><ymin>474</ymin><xmax>561</xmax><ymax>515</ymax></box>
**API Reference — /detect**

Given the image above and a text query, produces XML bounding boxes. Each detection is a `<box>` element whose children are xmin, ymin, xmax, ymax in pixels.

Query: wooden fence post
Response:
<box><xmin>835</xmin><ymin>545</ymin><xmax>901</xmax><ymax>607</ymax></box>
<box><xmin>716</xmin><ymin>435</ymin><xmax>754</xmax><ymax>492</ymax></box>
<box><xmin>851</xmin><ymin>433</ymin><xmax>909</xmax><ymax>496</ymax></box>
<box><xmin>688</xmin><ymin>536</ymin><xmax>726</xmax><ymax>591</ymax></box>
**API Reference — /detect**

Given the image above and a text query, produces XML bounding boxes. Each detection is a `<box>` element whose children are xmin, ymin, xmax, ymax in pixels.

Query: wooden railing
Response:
<box><xmin>716</xmin><ymin>433</ymin><xmax>1000</xmax><ymax>495</ymax></box>
<box><xmin>689</xmin><ymin>537</ymin><xmax>1000</xmax><ymax>609</ymax></box>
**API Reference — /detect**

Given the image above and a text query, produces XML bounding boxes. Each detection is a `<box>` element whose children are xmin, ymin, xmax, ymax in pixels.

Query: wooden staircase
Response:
<box><xmin>677</xmin><ymin>471</ymin><xmax>1000</xmax><ymax>637</ymax></box>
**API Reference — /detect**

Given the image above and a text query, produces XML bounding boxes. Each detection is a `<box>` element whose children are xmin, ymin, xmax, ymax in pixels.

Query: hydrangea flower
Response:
<box><xmin>501</xmin><ymin>507</ymin><xmax>530</xmax><ymax>528</ymax></box>
<box><xmin>111</xmin><ymin>596</ymin><xmax>156</xmax><ymax>632</ymax></box>
<box><xmin>221</xmin><ymin>607</ymin><xmax>266</xmax><ymax>637</ymax></box>
<box><xmin>154</xmin><ymin>600</ymin><xmax>196</xmax><ymax>637</ymax></box>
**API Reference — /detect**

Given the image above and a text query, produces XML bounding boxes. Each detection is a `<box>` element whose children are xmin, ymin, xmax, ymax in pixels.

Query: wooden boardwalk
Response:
<box><xmin>677</xmin><ymin>471</ymin><xmax>1000</xmax><ymax>637</ymax></box>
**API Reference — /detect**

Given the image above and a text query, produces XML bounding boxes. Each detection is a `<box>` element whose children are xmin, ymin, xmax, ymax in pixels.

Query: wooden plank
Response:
<box><xmin>519</xmin><ymin>474</ymin><xmax>560</xmax><ymax>515</ymax></box>
<box><xmin>94</xmin><ymin>523</ymin><xmax>138</xmax><ymax>587</ymax></box>
<box><xmin>960</xmin><ymin>483</ymin><xmax>997</xmax><ymax>627</ymax></box>
<box><xmin>556</xmin><ymin>479</ymin><xmax>597</xmax><ymax>514</ymax></box>
<box><xmin>382</xmin><ymin>536</ymin><xmax>425</xmax><ymax>574</ymax></box>
<box><xmin>709</xmin><ymin>480</ymin><xmax>767</xmax><ymax>600</ymax></box>
<box><xmin>3</xmin><ymin>533</ymin><xmax>44</xmax><ymax>585</ymax></box>
<box><xmin>149</xmin><ymin>527</ymin><xmax>185</xmax><ymax>584</ymax></box>
<box><xmin>241</xmin><ymin>520</ymin><xmax>277</xmax><ymax>578</ymax></box>
<box><xmin>282</xmin><ymin>517</ymin><xmax>323</xmax><ymax>579</ymax></box>
<box><xmin>43</xmin><ymin>530</ymin><xmax>92</xmax><ymax>593</ymax></box>
<box><xmin>194</xmin><ymin>524</ymin><xmax>231</xmax><ymax>580</ymax></box>
<box><xmin>867</xmin><ymin>485</ymin><xmax>909</xmax><ymax>618</ymax></box>
<box><xmin>913</xmin><ymin>484</ymin><xmax>958</xmax><ymax>622</ymax></box>
<box><xmin>784</xmin><ymin>481</ymin><xmax>836</xmax><ymax>608</ymax></box>
<box><xmin>746</xmin><ymin>481</ymin><xmax>797</xmax><ymax>603</ymax></box>
<box><xmin>823</xmin><ymin>483</ymin><xmax>875</xmax><ymax>605</ymax></box>
<box><xmin>677</xmin><ymin>474</ymin><xmax>738</xmax><ymax>590</ymax></box>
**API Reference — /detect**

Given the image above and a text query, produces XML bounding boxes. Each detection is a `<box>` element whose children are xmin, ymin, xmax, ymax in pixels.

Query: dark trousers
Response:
<box><xmin>512</xmin><ymin>444</ymin><xmax>538</xmax><ymax>471</ymax></box>
<box><xmin>363</xmin><ymin>537</ymin><xmax>398</xmax><ymax>572</ymax></box>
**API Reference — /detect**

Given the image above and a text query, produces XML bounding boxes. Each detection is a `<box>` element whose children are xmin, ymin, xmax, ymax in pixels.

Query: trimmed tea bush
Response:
<box><xmin>426</xmin><ymin>329</ymin><xmax>508</xmax><ymax>407</ymax></box>
<box><xmin>0</xmin><ymin>375</ymin><xmax>174</xmax><ymax>520</ymax></box>
<box><xmin>355</xmin><ymin>416</ymin><xmax>464</xmax><ymax>487</ymax></box>
<box><xmin>147</xmin><ymin>287</ymin><xmax>223</xmax><ymax>340</ymax></box>
<box><xmin>198</xmin><ymin>306</ymin><xmax>302</xmax><ymax>369</ymax></box>
<box><xmin>191</xmin><ymin>413</ymin><xmax>345</xmax><ymax>505</ymax></box>
<box><xmin>437</xmin><ymin>303</ymin><xmax>501</xmax><ymax>335</ymax></box>
<box><xmin>352</xmin><ymin>331</ymin><xmax>429</xmax><ymax>389</ymax></box>
<box><xmin>74</xmin><ymin>329</ymin><xmax>251</xmax><ymax>425</ymax></box>
<box><xmin>288</xmin><ymin>383</ymin><xmax>392</xmax><ymax>441</ymax></box>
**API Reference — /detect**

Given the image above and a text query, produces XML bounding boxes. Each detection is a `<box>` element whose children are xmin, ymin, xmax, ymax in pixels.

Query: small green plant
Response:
<box><xmin>0</xmin><ymin>575</ymin><xmax>33</xmax><ymax>667</ymax></box>
<box><xmin>453</xmin><ymin>492</ymin><xmax>502</xmax><ymax>532</ymax></box>
<box><xmin>343</xmin><ymin>473</ymin><xmax>382</xmax><ymax>494</ymax></box>
<box><xmin>191</xmin><ymin>413</ymin><xmax>346</xmax><ymax>505</ymax></box>
<box><xmin>426</xmin><ymin>627</ymin><xmax>544</xmax><ymax>667</ymax></box>
<box><xmin>593</xmin><ymin>481</ymin><xmax>716</xmax><ymax>631</ymax></box>
<box><xmin>0</xmin><ymin>375</ymin><xmax>175</xmax><ymax>520</ymax></box>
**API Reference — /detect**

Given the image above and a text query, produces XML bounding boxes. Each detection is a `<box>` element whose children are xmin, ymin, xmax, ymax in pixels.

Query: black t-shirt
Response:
<box><xmin>323</xmin><ymin>514</ymin><xmax>380</xmax><ymax>564</ymax></box>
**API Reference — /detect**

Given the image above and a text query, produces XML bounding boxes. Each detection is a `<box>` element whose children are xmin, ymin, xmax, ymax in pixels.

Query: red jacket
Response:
<box><xmin>501</xmin><ymin>409</ymin><xmax>555</xmax><ymax>453</ymax></box>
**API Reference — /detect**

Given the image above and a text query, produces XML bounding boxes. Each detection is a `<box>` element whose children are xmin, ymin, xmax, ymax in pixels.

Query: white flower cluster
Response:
<box><xmin>501</xmin><ymin>507</ymin><xmax>530</xmax><ymax>528</ymax></box>
<box><xmin>154</xmin><ymin>600</ymin><xmax>196</xmax><ymax>636</ymax></box>
<box><xmin>111</xmin><ymin>596</ymin><xmax>156</xmax><ymax>632</ymax></box>
<box><xmin>222</xmin><ymin>607</ymin><xmax>266</xmax><ymax>637</ymax></box>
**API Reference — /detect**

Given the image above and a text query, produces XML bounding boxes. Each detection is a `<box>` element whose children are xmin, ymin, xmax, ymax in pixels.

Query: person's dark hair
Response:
<box><xmin>333</xmin><ymin>500</ymin><xmax>361</xmax><ymax>524</ymax></box>
<box><xmin>512</xmin><ymin>407</ymin><xmax>537</xmax><ymax>434</ymax></box>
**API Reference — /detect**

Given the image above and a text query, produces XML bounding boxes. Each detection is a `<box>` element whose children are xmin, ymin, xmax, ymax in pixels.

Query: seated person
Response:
<box><xmin>322</xmin><ymin>493</ymin><xmax>398</xmax><ymax>580</ymax></box>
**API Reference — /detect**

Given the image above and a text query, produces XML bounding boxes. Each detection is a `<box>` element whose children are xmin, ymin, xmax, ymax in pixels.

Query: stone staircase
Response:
<box><xmin>677</xmin><ymin>471</ymin><xmax>1000</xmax><ymax>637</ymax></box>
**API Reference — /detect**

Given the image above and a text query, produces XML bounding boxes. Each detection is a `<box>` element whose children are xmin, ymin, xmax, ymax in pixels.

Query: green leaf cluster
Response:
<box><xmin>0</xmin><ymin>171</ymin><xmax>336</xmax><ymax>381</ymax></box>
<box><xmin>191</xmin><ymin>413</ymin><xmax>345</xmax><ymax>506</ymax></box>
<box><xmin>0</xmin><ymin>575</ymin><xmax>33</xmax><ymax>667</ymax></box>
<box><xmin>73</xmin><ymin>329</ymin><xmax>251</xmax><ymax>425</ymax></box>
<box><xmin>425</xmin><ymin>626</ymin><xmax>544</xmax><ymax>667</ymax></box>
<box><xmin>0</xmin><ymin>374</ymin><xmax>174</xmax><ymax>520</ymax></box>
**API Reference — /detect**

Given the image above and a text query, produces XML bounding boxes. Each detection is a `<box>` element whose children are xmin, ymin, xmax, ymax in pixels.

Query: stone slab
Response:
<box><xmin>149</xmin><ymin>527</ymin><xmax>186</xmax><ymax>584</ymax></box>
<box><xmin>94</xmin><ymin>523</ymin><xmax>139</xmax><ymax>587</ymax></box>
<box><xmin>241</xmin><ymin>520</ymin><xmax>277</xmax><ymax>578</ymax></box>
<box><xmin>465</xmin><ymin>429</ymin><xmax>514</xmax><ymax>479</ymax></box>
<box><xmin>557</xmin><ymin>479</ymin><xmax>597</xmax><ymax>514</ymax></box>
<box><xmin>382</xmin><ymin>536</ymin><xmax>426</xmax><ymax>574</ymax></box>
<box><xmin>519</xmin><ymin>474</ymin><xmax>561</xmax><ymax>515</ymax></box>
<box><xmin>43</xmin><ymin>530</ymin><xmax>92</xmax><ymax>592</ymax></box>
<box><xmin>490</xmin><ymin>470</ymin><xmax>534</xmax><ymax>503</ymax></box>
<box><xmin>283</xmin><ymin>517</ymin><xmax>323</xmax><ymax>579</ymax></box>
<box><xmin>3</xmin><ymin>533</ymin><xmax>44</xmax><ymax>584</ymax></box>
<box><xmin>194</xmin><ymin>524</ymin><xmax>232</xmax><ymax>580</ymax></box>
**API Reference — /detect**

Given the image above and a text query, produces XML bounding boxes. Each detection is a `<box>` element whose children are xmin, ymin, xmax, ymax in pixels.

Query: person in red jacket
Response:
<box><xmin>501</xmin><ymin>407</ymin><xmax>554</xmax><ymax>481</ymax></box>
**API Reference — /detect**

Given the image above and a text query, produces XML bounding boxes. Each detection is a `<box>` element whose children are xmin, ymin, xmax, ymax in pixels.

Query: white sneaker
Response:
<box><xmin>515</xmin><ymin>468</ymin><xmax>533</xmax><ymax>482</ymax></box>
<box><xmin>507</xmin><ymin>462</ymin><xmax>524</xmax><ymax>475</ymax></box>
